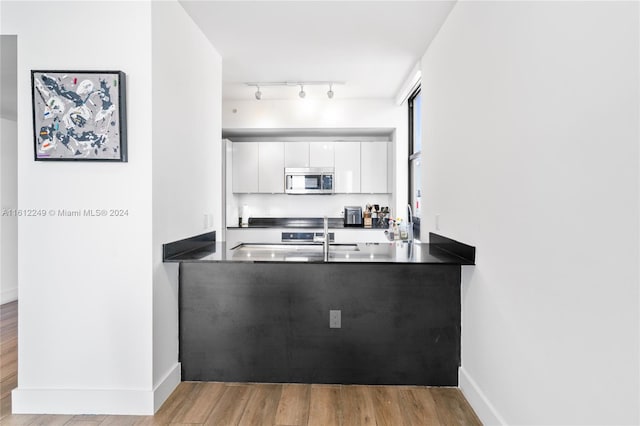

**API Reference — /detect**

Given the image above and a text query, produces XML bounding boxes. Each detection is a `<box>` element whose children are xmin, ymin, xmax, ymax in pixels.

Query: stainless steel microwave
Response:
<box><xmin>285</xmin><ymin>167</ymin><xmax>334</xmax><ymax>194</ymax></box>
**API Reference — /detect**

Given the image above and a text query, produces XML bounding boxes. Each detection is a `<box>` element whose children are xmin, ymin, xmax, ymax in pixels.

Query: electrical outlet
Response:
<box><xmin>329</xmin><ymin>310</ymin><xmax>341</xmax><ymax>328</ymax></box>
<box><xmin>435</xmin><ymin>214</ymin><xmax>440</xmax><ymax>231</ymax></box>
<box><xmin>203</xmin><ymin>213</ymin><xmax>208</xmax><ymax>229</ymax></box>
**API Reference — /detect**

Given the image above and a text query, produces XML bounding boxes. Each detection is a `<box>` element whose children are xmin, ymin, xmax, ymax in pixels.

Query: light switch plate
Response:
<box><xmin>329</xmin><ymin>310</ymin><xmax>341</xmax><ymax>328</ymax></box>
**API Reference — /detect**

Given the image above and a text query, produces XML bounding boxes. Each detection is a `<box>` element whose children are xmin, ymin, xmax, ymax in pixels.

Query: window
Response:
<box><xmin>408</xmin><ymin>87</ymin><xmax>421</xmax><ymax>240</ymax></box>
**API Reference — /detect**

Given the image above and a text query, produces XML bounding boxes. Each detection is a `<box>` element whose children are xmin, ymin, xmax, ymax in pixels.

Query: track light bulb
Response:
<box><xmin>255</xmin><ymin>86</ymin><xmax>262</xmax><ymax>100</ymax></box>
<box><xmin>299</xmin><ymin>85</ymin><xmax>306</xmax><ymax>99</ymax></box>
<box><xmin>327</xmin><ymin>84</ymin><xmax>334</xmax><ymax>99</ymax></box>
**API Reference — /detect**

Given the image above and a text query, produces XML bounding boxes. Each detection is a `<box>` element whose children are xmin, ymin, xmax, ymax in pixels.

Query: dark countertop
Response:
<box><xmin>163</xmin><ymin>231</ymin><xmax>475</xmax><ymax>265</ymax></box>
<box><xmin>164</xmin><ymin>241</ymin><xmax>474</xmax><ymax>265</ymax></box>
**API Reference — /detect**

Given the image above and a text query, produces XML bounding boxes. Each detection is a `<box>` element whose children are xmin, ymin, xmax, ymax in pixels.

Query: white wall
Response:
<box><xmin>151</xmin><ymin>0</ymin><xmax>222</xmax><ymax>411</ymax></box>
<box><xmin>223</xmin><ymin>98</ymin><xmax>407</xmax><ymax>217</ymax></box>
<box><xmin>0</xmin><ymin>117</ymin><xmax>17</xmax><ymax>304</ymax></box>
<box><xmin>421</xmin><ymin>2</ymin><xmax>639</xmax><ymax>425</ymax></box>
<box><xmin>3</xmin><ymin>1</ymin><xmax>155</xmax><ymax>414</ymax></box>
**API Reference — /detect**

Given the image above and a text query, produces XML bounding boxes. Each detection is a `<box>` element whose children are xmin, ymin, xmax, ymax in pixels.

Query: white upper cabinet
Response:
<box><xmin>232</xmin><ymin>142</ymin><xmax>259</xmax><ymax>193</ymax></box>
<box><xmin>361</xmin><ymin>142</ymin><xmax>388</xmax><ymax>193</ymax></box>
<box><xmin>309</xmin><ymin>142</ymin><xmax>335</xmax><ymax>168</ymax></box>
<box><xmin>258</xmin><ymin>142</ymin><xmax>285</xmax><ymax>193</ymax></box>
<box><xmin>284</xmin><ymin>142</ymin><xmax>310</xmax><ymax>168</ymax></box>
<box><xmin>232</xmin><ymin>140</ymin><xmax>390</xmax><ymax>194</ymax></box>
<box><xmin>334</xmin><ymin>142</ymin><xmax>361</xmax><ymax>193</ymax></box>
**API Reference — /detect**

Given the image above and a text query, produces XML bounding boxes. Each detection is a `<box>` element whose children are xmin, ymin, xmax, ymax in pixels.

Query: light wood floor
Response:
<box><xmin>0</xmin><ymin>301</ymin><xmax>481</xmax><ymax>425</ymax></box>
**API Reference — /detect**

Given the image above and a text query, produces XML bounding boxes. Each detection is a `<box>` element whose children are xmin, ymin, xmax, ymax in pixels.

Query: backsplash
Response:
<box><xmin>227</xmin><ymin>193</ymin><xmax>391</xmax><ymax>225</ymax></box>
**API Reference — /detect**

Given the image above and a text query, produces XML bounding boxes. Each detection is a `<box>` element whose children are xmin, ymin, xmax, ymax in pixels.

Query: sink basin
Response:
<box><xmin>327</xmin><ymin>244</ymin><xmax>359</xmax><ymax>252</ymax></box>
<box><xmin>232</xmin><ymin>243</ymin><xmax>359</xmax><ymax>252</ymax></box>
<box><xmin>230</xmin><ymin>242</ymin><xmax>359</xmax><ymax>261</ymax></box>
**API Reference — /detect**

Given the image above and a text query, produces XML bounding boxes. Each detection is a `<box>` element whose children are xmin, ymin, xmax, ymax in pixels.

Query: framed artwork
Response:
<box><xmin>31</xmin><ymin>70</ymin><xmax>127</xmax><ymax>161</ymax></box>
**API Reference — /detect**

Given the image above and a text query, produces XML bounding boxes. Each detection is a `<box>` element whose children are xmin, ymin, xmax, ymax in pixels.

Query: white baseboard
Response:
<box><xmin>1</xmin><ymin>287</ymin><xmax>17</xmax><ymax>305</ymax></box>
<box><xmin>11</xmin><ymin>363</ymin><xmax>181</xmax><ymax>415</ymax></box>
<box><xmin>11</xmin><ymin>388</ymin><xmax>155</xmax><ymax>415</ymax></box>
<box><xmin>459</xmin><ymin>367</ymin><xmax>507</xmax><ymax>426</ymax></box>
<box><xmin>153</xmin><ymin>362</ymin><xmax>181</xmax><ymax>412</ymax></box>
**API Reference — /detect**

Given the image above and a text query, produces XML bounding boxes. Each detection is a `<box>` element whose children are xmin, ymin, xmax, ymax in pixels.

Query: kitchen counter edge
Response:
<box><xmin>163</xmin><ymin>233</ymin><xmax>475</xmax><ymax>265</ymax></box>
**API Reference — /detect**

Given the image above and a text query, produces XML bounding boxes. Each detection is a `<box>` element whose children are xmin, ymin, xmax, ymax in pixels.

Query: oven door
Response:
<box><xmin>286</xmin><ymin>174</ymin><xmax>322</xmax><ymax>194</ymax></box>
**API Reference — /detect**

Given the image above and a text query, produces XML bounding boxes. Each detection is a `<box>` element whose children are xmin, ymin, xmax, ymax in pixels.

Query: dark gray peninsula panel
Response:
<box><xmin>179</xmin><ymin>262</ymin><xmax>461</xmax><ymax>386</ymax></box>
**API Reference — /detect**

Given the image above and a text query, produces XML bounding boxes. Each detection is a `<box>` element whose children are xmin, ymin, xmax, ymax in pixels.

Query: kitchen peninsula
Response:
<box><xmin>164</xmin><ymin>232</ymin><xmax>474</xmax><ymax>386</ymax></box>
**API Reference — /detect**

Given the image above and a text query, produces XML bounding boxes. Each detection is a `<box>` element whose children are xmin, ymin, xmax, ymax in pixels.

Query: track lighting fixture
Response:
<box><xmin>245</xmin><ymin>81</ymin><xmax>345</xmax><ymax>100</ymax></box>
<box><xmin>327</xmin><ymin>84</ymin><xmax>334</xmax><ymax>99</ymax></box>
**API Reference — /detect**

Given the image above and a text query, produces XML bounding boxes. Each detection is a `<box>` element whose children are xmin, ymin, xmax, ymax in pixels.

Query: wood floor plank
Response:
<box><xmin>0</xmin><ymin>303</ymin><xmax>17</xmax><ymax>318</ymax></box>
<box><xmin>66</xmin><ymin>415</ymin><xmax>107</xmax><ymax>425</ymax></box>
<box><xmin>170</xmin><ymin>382</ymin><xmax>225</xmax><ymax>424</ymax></box>
<box><xmin>0</xmin><ymin>315</ymin><xmax>17</xmax><ymax>325</ymax></box>
<box><xmin>99</xmin><ymin>415</ymin><xmax>147</xmax><ymax>425</ymax></box>
<box><xmin>431</xmin><ymin>388</ymin><xmax>482</xmax><ymax>426</ymax></box>
<box><xmin>135</xmin><ymin>382</ymin><xmax>198</xmax><ymax>425</ymax></box>
<box><xmin>274</xmin><ymin>383</ymin><xmax>311</xmax><ymax>426</ymax></box>
<box><xmin>370</xmin><ymin>386</ymin><xmax>405</xmax><ymax>426</ymax></box>
<box><xmin>1</xmin><ymin>360</ymin><xmax>18</xmax><ymax>381</ymax></box>
<box><xmin>341</xmin><ymin>385</ymin><xmax>376</xmax><ymax>426</ymax></box>
<box><xmin>0</xmin><ymin>336</ymin><xmax>17</xmax><ymax>356</ymax></box>
<box><xmin>26</xmin><ymin>414</ymin><xmax>75</xmax><ymax>425</ymax></box>
<box><xmin>398</xmin><ymin>387</ymin><xmax>441</xmax><ymax>426</ymax></box>
<box><xmin>307</xmin><ymin>385</ymin><xmax>341</xmax><ymax>426</ymax></box>
<box><xmin>204</xmin><ymin>384</ymin><xmax>253</xmax><ymax>426</ymax></box>
<box><xmin>1</xmin><ymin>373</ymin><xmax>17</xmax><ymax>399</ymax></box>
<box><xmin>167</xmin><ymin>381</ymin><xmax>208</xmax><ymax>423</ymax></box>
<box><xmin>0</xmin><ymin>393</ymin><xmax>12</xmax><ymax>420</ymax></box>
<box><xmin>237</xmin><ymin>383</ymin><xmax>282</xmax><ymax>426</ymax></box>
<box><xmin>0</xmin><ymin>331</ymin><xmax>17</xmax><ymax>342</ymax></box>
<box><xmin>0</xmin><ymin>414</ymin><xmax>40</xmax><ymax>425</ymax></box>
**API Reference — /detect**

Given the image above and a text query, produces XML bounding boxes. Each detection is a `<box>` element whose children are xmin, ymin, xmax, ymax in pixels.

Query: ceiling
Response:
<box><xmin>0</xmin><ymin>3</ymin><xmax>456</xmax><ymax>118</ymax></box>
<box><xmin>179</xmin><ymin>1</ymin><xmax>455</xmax><ymax>100</ymax></box>
<box><xmin>1</xmin><ymin>35</ymin><xmax>17</xmax><ymax>120</ymax></box>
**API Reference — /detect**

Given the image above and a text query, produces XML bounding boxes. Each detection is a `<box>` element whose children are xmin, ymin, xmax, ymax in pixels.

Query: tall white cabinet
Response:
<box><xmin>258</xmin><ymin>142</ymin><xmax>284</xmax><ymax>193</ymax></box>
<box><xmin>334</xmin><ymin>142</ymin><xmax>361</xmax><ymax>193</ymax></box>
<box><xmin>232</xmin><ymin>142</ymin><xmax>259</xmax><ymax>193</ymax></box>
<box><xmin>309</xmin><ymin>142</ymin><xmax>335</xmax><ymax>167</ymax></box>
<box><xmin>361</xmin><ymin>142</ymin><xmax>388</xmax><ymax>193</ymax></box>
<box><xmin>284</xmin><ymin>142</ymin><xmax>310</xmax><ymax>167</ymax></box>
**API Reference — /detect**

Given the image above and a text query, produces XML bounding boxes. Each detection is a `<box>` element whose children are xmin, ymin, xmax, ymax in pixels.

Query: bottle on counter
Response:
<box><xmin>363</xmin><ymin>205</ymin><xmax>372</xmax><ymax>229</ymax></box>
<box><xmin>399</xmin><ymin>222</ymin><xmax>408</xmax><ymax>240</ymax></box>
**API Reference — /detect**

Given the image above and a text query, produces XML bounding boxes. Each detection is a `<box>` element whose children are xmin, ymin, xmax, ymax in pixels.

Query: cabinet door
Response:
<box><xmin>334</xmin><ymin>142</ymin><xmax>360</xmax><ymax>193</ymax></box>
<box><xmin>309</xmin><ymin>142</ymin><xmax>335</xmax><ymax>168</ymax></box>
<box><xmin>259</xmin><ymin>142</ymin><xmax>285</xmax><ymax>193</ymax></box>
<box><xmin>232</xmin><ymin>142</ymin><xmax>259</xmax><ymax>193</ymax></box>
<box><xmin>361</xmin><ymin>142</ymin><xmax>388</xmax><ymax>193</ymax></box>
<box><xmin>284</xmin><ymin>142</ymin><xmax>309</xmax><ymax>167</ymax></box>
